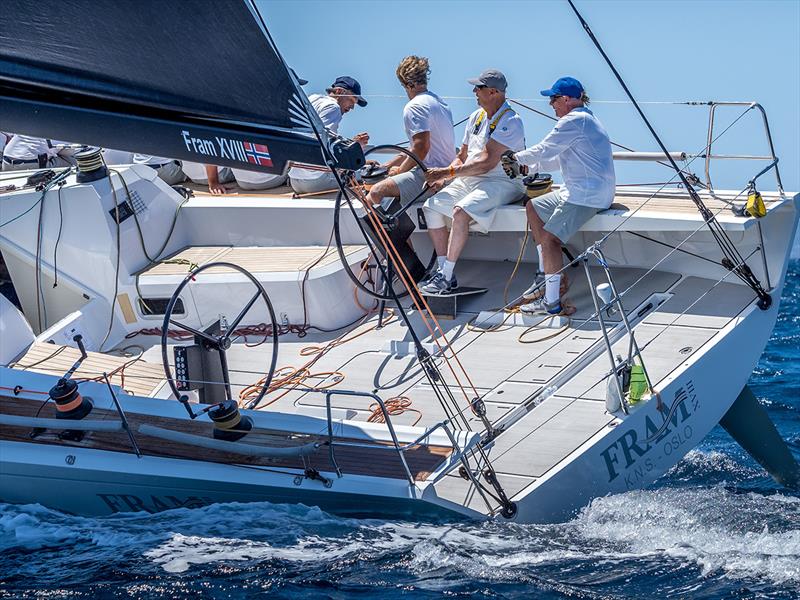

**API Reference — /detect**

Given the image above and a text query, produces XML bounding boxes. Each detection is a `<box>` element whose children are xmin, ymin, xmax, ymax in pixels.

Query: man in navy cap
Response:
<box><xmin>289</xmin><ymin>75</ymin><xmax>370</xmax><ymax>194</ymax></box>
<box><xmin>502</xmin><ymin>76</ymin><xmax>615</xmax><ymax>315</ymax></box>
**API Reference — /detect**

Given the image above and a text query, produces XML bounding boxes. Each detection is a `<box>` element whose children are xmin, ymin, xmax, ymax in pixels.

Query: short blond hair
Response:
<box><xmin>396</xmin><ymin>55</ymin><xmax>430</xmax><ymax>88</ymax></box>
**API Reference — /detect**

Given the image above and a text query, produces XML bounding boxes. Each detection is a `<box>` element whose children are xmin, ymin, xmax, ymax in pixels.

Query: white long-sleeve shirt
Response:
<box><xmin>288</xmin><ymin>94</ymin><xmax>343</xmax><ymax>181</ymax></box>
<box><xmin>515</xmin><ymin>107</ymin><xmax>615</xmax><ymax>209</ymax></box>
<box><xmin>3</xmin><ymin>135</ymin><xmax>67</xmax><ymax>161</ymax></box>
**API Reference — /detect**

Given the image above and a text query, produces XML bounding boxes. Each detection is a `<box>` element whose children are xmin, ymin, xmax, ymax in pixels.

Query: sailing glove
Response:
<box><xmin>501</xmin><ymin>150</ymin><xmax>523</xmax><ymax>179</ymax></box>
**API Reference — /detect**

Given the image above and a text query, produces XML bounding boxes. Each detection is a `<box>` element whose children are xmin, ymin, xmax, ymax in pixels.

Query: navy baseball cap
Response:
<box><xmin>327</xmin><ymin>76</ymin><xmax>368</xmax><ymax>106</ymax></box>
<box><xmin>540</xmin><ymin>77</ymin><xmax>584</xmax><ymax>98</ymax></box>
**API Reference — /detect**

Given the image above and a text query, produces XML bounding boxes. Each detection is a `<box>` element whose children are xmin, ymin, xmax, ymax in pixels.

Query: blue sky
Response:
<box><xmin>261</xmin><ymin>0</ymin><xmax>799</xmax><ymax>253</ymax></box>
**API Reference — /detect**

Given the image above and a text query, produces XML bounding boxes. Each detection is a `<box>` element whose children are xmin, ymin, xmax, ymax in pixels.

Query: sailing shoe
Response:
<box><xmin>519</xmin><ymin>297</ymin><xmax>562</xmax><ymax>315</ymax></box>
<box><xmin>522</xmin><ymin>272</ymin><xmax>546</xmax><ymax>300</ymax></box>
<box><xmin>420</xmin><ymin>271</ymin><xmax>458</xmax><ymax>295</ymax></box>
<box><xmin>417</xmin><ymin>265</ymin><xmax>440</xmax><ymax>288</ymax></box>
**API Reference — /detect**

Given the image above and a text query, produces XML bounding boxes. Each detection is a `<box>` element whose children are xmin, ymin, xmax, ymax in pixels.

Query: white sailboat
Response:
<box><xmin>0</xmin><ymin>0</ymin><xmax>797</xmax><ymax>522</ymax></box>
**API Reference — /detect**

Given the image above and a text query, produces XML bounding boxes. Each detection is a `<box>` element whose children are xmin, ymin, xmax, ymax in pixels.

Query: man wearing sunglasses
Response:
<box><xmin>419</xmin><ymin>69</ymin><xmax>526</xmax><ymax>294</ymax></box>
<box><xmin>502</xmin><ymin>76</ymin><xmax>615</xmax><ymax>315</ymax></box>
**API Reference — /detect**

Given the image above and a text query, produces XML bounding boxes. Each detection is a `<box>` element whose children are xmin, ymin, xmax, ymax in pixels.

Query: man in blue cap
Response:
<box><xmin>502</xmin><ymin>76</ymin><xmax>615</xmax><ymax>314</ymax></box>
<box><xmin>289</xmin><ymin>76</ymin><xmax>370</xmax><ymax>194</ymax></box>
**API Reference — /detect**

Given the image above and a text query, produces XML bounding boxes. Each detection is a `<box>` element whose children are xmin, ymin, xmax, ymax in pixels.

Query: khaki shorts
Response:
<box><xmin>533</xmin><ymin>190</ymin><xmax>599</xmax><ymax>243</ymax></box>
<box><xmin>390</xmin><ymin>167</ymin><xmax>434</xmax><ymax>206</ymax></box>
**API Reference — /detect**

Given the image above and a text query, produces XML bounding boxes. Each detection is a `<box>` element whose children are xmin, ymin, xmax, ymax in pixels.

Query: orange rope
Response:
<box><xmin>348</xmin><ymin>183</ymin><xmax>480</xmax><ymax>403</ymax></box>
<box><xmin>367</xmin><ymin>396</ymin><xmax>421</xmax><ymax>426</ymax></box>
<box><xmin>238</xmin><ymin>309</ymin><xmax>397</xmax><ymax>409</ymax></box>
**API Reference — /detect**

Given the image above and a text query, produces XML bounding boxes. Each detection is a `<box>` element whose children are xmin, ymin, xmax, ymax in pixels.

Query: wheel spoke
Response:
<box><xmin>218</xmin><ymin>348</ymin><xmax>232</xmax><ymax>401</ymax></box>
<box><xmin>224</xmin><ymin>291</ymin><xmax>262</xmax><ymax>341</ymax></box>
<box><xmin>168</xmin><ymin>319</ymin><xmax>218</xmax><ymax>345</ymax></box>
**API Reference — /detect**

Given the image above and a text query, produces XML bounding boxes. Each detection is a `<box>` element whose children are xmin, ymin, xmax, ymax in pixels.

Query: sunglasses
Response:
<box><xmin>549</xmin><ymin>95</ymin><xmax>564</xmax><ymax>105</ymax></box>
<box><xmin>473</xmin><ymin>84</ymin><xmax>487</xmax><ymax>90</ymax></box>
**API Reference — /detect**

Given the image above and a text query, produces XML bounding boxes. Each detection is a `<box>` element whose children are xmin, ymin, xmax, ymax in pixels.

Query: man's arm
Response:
<box><xmin>205</xmin><ymin>165</ymin><xmax>227</xmax><ymax>195</ymax></box>
<box><xmin>426</xmin><ymin>139</ymin><xmax>506</xmax><ymax>183</ymax></box>
<box><xmin>390</xmin><ymin>131</ymin><xmax>430</xmax><ymax>175</ymax></box>
<box><xmin>515</xmin><ymin>118</ymin><xmax>580</xmax><ymax>171</ymax></box>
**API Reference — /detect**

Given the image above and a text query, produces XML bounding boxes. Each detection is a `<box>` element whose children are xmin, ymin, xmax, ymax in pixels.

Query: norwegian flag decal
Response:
<box><xmin>243</xmin><ymin>142</ymin><xmax>273</xmax><ymax>167</ymax></box>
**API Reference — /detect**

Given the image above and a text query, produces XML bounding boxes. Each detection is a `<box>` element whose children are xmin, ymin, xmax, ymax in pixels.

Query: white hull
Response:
<box><xmin>1</xmin><ymin>166</ymin><xmax>797</xmax><ymax>522</ymax></box>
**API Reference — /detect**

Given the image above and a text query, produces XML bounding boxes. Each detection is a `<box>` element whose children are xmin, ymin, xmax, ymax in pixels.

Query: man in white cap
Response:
<box><xmin>288</xmin><ymin>75</ymin><xmax>370</xmax><ymax>194</ymax></box>
<box><xmin>419</xmin><ymin>69</ymin><xmax>525</xmax><ymax>294</ymax></box>
<box><xmin>502</xmin><ymin>76</ymin><xmax>615</xmax><ymax>315</ymax></box>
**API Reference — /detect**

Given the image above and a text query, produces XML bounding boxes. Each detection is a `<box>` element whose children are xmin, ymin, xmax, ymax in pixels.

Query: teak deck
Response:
<box><xmin>0</xmin><ymin>395</ymin><xmax>450</xmax><ymax>481</ymax></box>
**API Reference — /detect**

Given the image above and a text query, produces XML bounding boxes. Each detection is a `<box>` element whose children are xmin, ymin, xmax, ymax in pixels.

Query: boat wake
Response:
<box><xmin>2</xmin><ymin>454</ymin><xmax>798</xmax><ymax>598</ymax></box>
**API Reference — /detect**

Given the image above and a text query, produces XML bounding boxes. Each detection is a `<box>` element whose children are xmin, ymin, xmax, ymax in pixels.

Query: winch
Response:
<box><xmin>74</xmin><ymin>147</ymin><xmax>108</xmax><ymax>183</ymax></box>
<box><xmin>523</xmin><ymin>172</ymin><xmax>553</xmax><ymax>199</ymax></box>
<box><xmin>357</xmin><ymin>162</ymin><xmax>389</xmax><ymax>190</ymax></box>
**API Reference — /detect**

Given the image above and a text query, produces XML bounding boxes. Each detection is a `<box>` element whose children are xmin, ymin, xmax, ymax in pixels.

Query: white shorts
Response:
<box><xmin>422</xmin><ymin>175</ymin><xmax>525</xmax><ymax>233</ymax></box>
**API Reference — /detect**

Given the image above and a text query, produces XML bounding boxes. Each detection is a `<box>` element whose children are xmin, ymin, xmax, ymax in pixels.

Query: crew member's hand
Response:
<box><xmin>388</xmin><ymin>166</ymin><xmax>402</xmax><ymax>176</ymax></box>
<box><xmin>354</xmin><ymin>132</ymin><xmax>370</xmax><ymax>147</ymax></box>
<box><xmin>501</xmin><ymin>150</ymin><xmax>522</xmax><ymax>179</ymax></box>
<box><xmin>425</xmin><ymin>167</ymin><xmax>448</xmax><ymax>185</ymax></box>
<box><xmin>208</xmin><ymin>182</ymin><xmax>227</xmax><ymax>195</ymax></box>
<box><xmin>427</xmin><ymin>179</ymin><xmax>447</xmax><ymax>193</ymax></box>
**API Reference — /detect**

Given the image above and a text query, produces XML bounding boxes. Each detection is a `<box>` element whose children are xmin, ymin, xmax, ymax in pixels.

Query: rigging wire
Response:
<box><xmin>566</xmin><ymin>0</ymin><xmax>770</xmax><ymax>309</ymax></box>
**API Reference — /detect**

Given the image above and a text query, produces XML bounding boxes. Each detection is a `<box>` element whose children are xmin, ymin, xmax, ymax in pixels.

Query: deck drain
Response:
<box><xmin>678</xmin><ymin>346</ymin><xmax>693</xmax><ymax>355</ymax></box>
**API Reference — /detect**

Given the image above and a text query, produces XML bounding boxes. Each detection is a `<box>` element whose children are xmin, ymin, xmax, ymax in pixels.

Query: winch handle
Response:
<box><xmin>63</xmin><ymin>334</ymin><xmax>88</xmax><ymax>380</ymax></box>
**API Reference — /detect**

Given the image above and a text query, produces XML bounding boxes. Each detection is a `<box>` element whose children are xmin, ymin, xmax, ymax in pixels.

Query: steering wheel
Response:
<box><xmin>334</xmin><ymin>144</ymin><xmax>435</xmax><ymax>301</ymax></box>
<box><xmin>160</xmin><ymin>262</ymin><xmax>279</xmax><ymax>411</ymax></box>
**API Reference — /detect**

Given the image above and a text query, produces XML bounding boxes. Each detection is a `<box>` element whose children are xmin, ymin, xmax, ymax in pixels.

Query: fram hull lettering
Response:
<box><xmin>599</xmin><ymin>381</ymin><xmax>700</xmax><ymax>488</ymax></box>
<box><xmin>97</xmin><ymin>493</ymin><xmax>215</xmax><ymax>513</ymax></box>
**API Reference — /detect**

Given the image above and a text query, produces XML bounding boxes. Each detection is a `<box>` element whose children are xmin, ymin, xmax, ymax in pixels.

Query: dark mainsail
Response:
<box><xmin>0</xmin><ymin>0</ymin><xmax>363</xmax><ymax>173</ymax></box>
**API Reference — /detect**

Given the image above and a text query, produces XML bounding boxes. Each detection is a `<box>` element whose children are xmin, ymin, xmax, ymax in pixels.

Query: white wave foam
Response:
<box><xmin>3</xmin><ymin>485</ymin><xmax>799</xmax><ymax>588</ymax></box>
<box><xmin>665</xmin><ymin>449</ymin><xmax>759</xmax><ymax>481</ymax></box>
<box><xmin>574</xmin><ymin>486</ymin><xmax>800</xmax><ymax>585</ymax></box>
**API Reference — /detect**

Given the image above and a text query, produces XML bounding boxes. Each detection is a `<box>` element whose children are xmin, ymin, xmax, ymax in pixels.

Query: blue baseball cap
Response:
<box><xmin>540</xmin><ymin>77</ymin><xmax>584</xmax><ymax>98</ymax></box>
<box><xmin>327</xmin><ymin>76</ymin><xmax>368</xmax><ymax>106</ymax></box>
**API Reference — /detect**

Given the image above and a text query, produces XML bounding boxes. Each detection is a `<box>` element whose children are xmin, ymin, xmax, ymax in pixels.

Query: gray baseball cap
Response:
<box><xmin>467</xmin><ymin>69</ymin><xmax>507</xmax><ymax>92</ymax></box>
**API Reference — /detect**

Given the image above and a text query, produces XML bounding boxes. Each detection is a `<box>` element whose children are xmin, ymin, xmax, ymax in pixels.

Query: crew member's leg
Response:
<box><xmin>421</xmin><ymin>179</ymin><xmax>466</xmax><ymax>290</ymax></box>
<box><xmin>236</xmin><ymin>175</ymin><xmax>287</xmax><ymax>190</ymax></box>
<box><xmin>290</xmin><ymin>171</ymin><xmax>338</xmax><ymax>195</ymax></box>
<box><xmin>522</xmin><ymin>193</ymin><xmax>599</xmax><ymax>314</ymax></box>
<box><xmin>422</xmin><ymin>177</ymin><xmax>522</xmax><ymax>294</ymax></box>
<box><xmin>523</xmin><ymin>191</ymin><xmax>564</xmax><ymax>304</ymax></box>
<box><xmin>366</xmin><ymin>177</ymin><xmax>400</xmax><ymax>207</ymax></box>
<box><xmin>156</xmin><ymin>161</ymin><xmax>187</xmax><ymax>186</ymax></box>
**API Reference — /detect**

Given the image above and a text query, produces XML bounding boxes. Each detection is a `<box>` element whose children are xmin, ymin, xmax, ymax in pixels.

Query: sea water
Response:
<box><xmin>1</xmin><ymin>262</ymin><xmax>798</xmax><ymax>599</ymax></box>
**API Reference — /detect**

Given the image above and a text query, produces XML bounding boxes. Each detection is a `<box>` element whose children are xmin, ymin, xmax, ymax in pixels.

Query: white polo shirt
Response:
<box><xmin>462</xmin><ymin>103</ymin><xmax>526</xmax><ymax>178</ymax></box>
<box><xmin>515</xmin><ymin>107</ymin><xmax>615</xmax><ymax>209</ymax></box>
<box><xmin>288</xmin><ymin>94</ymin><xmax>343</xmax><ymax>181</ymax></box>
<box><xmin>402</xmin><ymin>91</ymin><xmax>455</xmax><ymax>168</ymax></box>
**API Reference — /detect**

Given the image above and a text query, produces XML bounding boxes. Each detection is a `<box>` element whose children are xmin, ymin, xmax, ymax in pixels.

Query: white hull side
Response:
<box><xmin>505</xmin><ymin>289</ymin><xmax>782</xmax><ymax>523</ymax></box>
<box><xmin>0</xmin><ymin>440</ymin><xmax>465</xmax><ymax>520</ymax></box>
